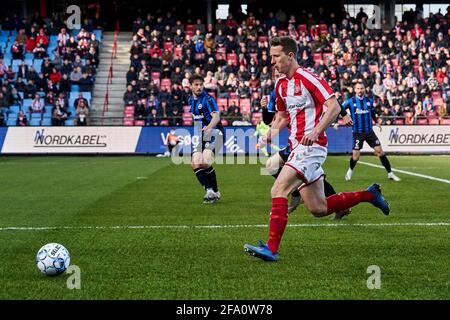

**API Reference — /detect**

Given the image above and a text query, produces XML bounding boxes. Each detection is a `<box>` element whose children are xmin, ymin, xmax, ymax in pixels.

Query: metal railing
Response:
<box><xmin>100</xmin><ymin>20</ymin><xmax>120</xmax><ymax>125</ymax></box>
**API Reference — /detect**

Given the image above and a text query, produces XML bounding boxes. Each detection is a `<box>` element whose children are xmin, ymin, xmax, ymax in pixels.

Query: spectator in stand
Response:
<box><xmin>135</xmin><ymin>99</ymin><xmax>148</xmax><ymax>121</ymax></box>
<box><xmin>76</xmin><ymin>100</ymin><xmax>89</xmax><ymax>126</ymax></box>
<box><xmin>437</xmin><ymin>101</ymin><xmax>449</xmax><ymax>118</ymax></box>
<box><xmin>57</xmin><ymin>27</ymin><xmax>70</xmax><ymax>46</ymax></box>
<box><xmin>29</xmin><ymin>93</ymin><xmax>44</xmax><ymax>116</ymax></box>
<box><xmin>203</xmin><ymin>71</ymin><xmax>217</xmax><ymax>92</ymax></box>
<box><xmin>70</xmin><ymin>66</ymin><xmax>83</xmax><ymax>85</ymax></box>
<box><xmin>122</xmin><ymin>9</ymin><xmax>449</xmax><ymax>127</ymax></box>
<box><xmin>51</xmin><ymin>100</ymin><xmax>68</xmax><ymax>126</ymax></box>
<box><xmin>36</xmin><ymin>29</ymin><xmax>49</xmax><ymax>48</ymax></box>
<box><xmin>49</xmin><ymin>67</ymin><xmax>61</xmax><ymax>84</ymax></box>
<box><xmin>123</xmin><ymin>84</ymin><xmax>138</xmax><ymax>107</ymax></box>
<box><xmin>33</xmin><ymin>42</ymin><xmax>46</xmax><ymax>59</ymax></box>
<box><xmin>16</xmin><ymin>110</ymin><xmax>28</xmax><ymax>126</ymax></box>
<box><xmin>422</xmin><ymin>95</ymin><xmax>434</xmax><ymax>113</ymax></box>
<box><xmin>248</xmin><ymin>73</ymin><xmax>261</xmax><ymax>93</ymax></box>
<box><xmin>79</xmin><ymin>72</ymin><xmax>93</xmax><ymax>92</ymax></box>
<box><xmin>74</xmin><ymin>93</ymin><xmax>88</xmax><ymax>110</ymax></box>
<box><xmin>11</xmin><ymin>41</ymin><xmax>24</xmax><ymax>60</ymax></box>
<box><xmin>59</xmin><ymin>73</ymin><xmax>71</xmax><ymax>93</ymax></box>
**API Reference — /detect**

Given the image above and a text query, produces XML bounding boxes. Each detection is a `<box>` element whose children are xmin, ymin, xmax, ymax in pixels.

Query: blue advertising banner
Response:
<box><xmin>135</xmin><ymin>126</ymin><xmax>353</xmax><ymax>154</ymax></box>
<box><xmin>0</xmin><ymin>127</ymin><xmax>7</xmax><ymax>151</ymax></box>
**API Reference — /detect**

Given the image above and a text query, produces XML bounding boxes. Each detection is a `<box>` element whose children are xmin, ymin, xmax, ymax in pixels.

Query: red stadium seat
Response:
<box><xmin>257</xmin><ymin>36</ymin><xmax>268</xmax><ymax>43</ymax></box>
<box><xmin>428</xmin><ymin>118</ymin><xmax>440</xmax><ymax>125</ymax></box>
<box><xmin>185</xmin><ymin>24</ymin><xmax>194</xmax><ymax>37</ymax></box>
<box><xmin>240</xmin><ymin>98</ymin><xmax>251</xmax><ymax>114</ymax></box>
<box><xmin>298</xmin><ymin>24</ymin><xmax>307</xmax><ymax>33</ymax></box>
<box><xmin>433</xmin><ymin>98</ymin><xmax>444</xmax><ymax>107</ymax></box>
<box><xmin>416</xmin><ymin>118</ymin><xmax>428</xmax><ymax>125</ymax></box>
<box><xmin>221</xmin><ymin>119</ymin><xmax>228</xmax><ymax>126</ymax></box>
<box><xmin>183</xmin><ymin>119</ymin><xmax>193</xmax><ymax>126</ymax></box>
<box><xmin>125</xmin><ymin>105</ymin><xmax>135</xmax><ymax>113</ymax></box>
<box><xmin>160</xmin><ymin>120</ymin><xmax>169</xmax><ymax>126</ymax></box>
<box><xmin>134</xmin><ymin>120</ymin><xmax>145</xmax><ymax>126</ymax></box>
<box><xmin>151</xmin><ymin>72</ymin><xmax>161</xmax><ymax>80</ymax></box>
<box><xmin>183</xmin><ymin>105</ymin><xmax>191</xmax><ymax>113</ymax></box>
<box><xmin>428</xmin><ymin>111</ymin><xmax>437</xmax><ymax>118</ymax></box>
<box><xmin>164</xmin><ymin>41</ymin><xmax>173</xmax><ymax>52</ymax></box>
<box><xmin>124</xmin><ymin>111</ymin><xmax>134</xmax><ymax>118</ymax></box>
<box><xmin>151</xmin><ymin>72</ymin><xmax>161</xmax><ymax>87</ymax></box>
<box><xmin>217</xmin><ymin>98</ymin><xmax>228</xmax><ymax>111</ymax></box>
<box><xmin>195</xmin><ymin>53</ymin><xmax>205</xmax><ymax>61</ymax></box>
<box><xmin>319</xmin><ymin>24</ymin><xmax>328</xmax><ymax>35</ymax></box>
<box><xmin>229</xmin><ymin>92</ymin><xmax>238</xmax><ymax>99</ymax></box>
<box><xmin>228</xmin><ymin>98</ymin><xmax>239</xmax><ymax>109</ymax></box>
<box><xmin>431</xmin><ymin>91</ymin><xmax>442</xmax><ymax>100</ymax></box>
<box><xmin>182</xmin><ymin>113</ymin><xmax>192</xmax><ymax>120</ymax></box>
<box><xmin>250</xmin><ymin>53</ymin><xmax>258</xmax><ymax>63</ymax></box>
<box><xmin>403</xmin><ymin>112</ymin><xmax>414</xmax><ymax>118</ymax></box>
<box><xmin>173</xmin><ymin>46</ymin><xmax>183</xmax><ymax>59</ymax></box>
<box><xmin>393</xmin><ymin>119</ymin><xmax>405</xmax><ymax>125</ymax></box>
<box><xmin>227</xmin><ymin>53</ymin><xmax>238</xmax><ymax>66</ymax></box>
<box><xmin>440</xmin><ymin>118</ymin><xmax>450</xmax><ymax>125</ymax></box>
<box><xmin>161</xmin><ymin>79</ymin><xmax>172</xmax><ymax>92</ymax></box>
<box><xmin>216</xmin><ymin>52</ymin><xmax>226</xmax><ymax>61</ymax></box>
<box><xmin>123</xmin><ymin>119</ymin><xmax>134</xmax><ymax>126</ymax></box>
<box><xmin>216</xmin><ymin>47</ymin><xmax>226</xmax><ymax>54</ymax></box>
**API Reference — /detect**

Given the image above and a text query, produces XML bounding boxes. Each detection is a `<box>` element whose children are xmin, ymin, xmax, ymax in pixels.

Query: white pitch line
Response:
<box><xmin>358</xmin><ymin>161</ymin><xmax>450</xmax><ymax>184</ymax></box>
<box><xmin>0</xmin><ymin>222</ymin><xmax>449</xmax><ymax>232</ymax></box>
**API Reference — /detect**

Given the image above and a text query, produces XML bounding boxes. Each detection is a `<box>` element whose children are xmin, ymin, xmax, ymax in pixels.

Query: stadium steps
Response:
<box><xmin>91</xmin><ymin>31</ymin><xmax>132</xmax><ymax>125</ymax></box>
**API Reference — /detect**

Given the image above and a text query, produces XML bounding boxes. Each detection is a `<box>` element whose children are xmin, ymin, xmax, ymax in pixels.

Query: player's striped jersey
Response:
<box><xmin>342</xmin><ymin>96</ymin><xmax>377</xmax><ymax>133</ymax></box>
<box><xmin>189</xmin><ymin>90</ymin><xmax>220</xmax><ymax>129</ymax></box>
<box><xmin>275</xmin><ymin>67</ymin><xmax>334</xmax><ymax>149</ymax></box>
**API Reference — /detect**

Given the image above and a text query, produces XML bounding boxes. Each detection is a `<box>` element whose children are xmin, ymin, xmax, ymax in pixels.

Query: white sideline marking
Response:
<box><xmin>0</xmin><ymin>222</ymin><xmax>449</xmax><ymax>232</ymax></box>
<box><xmin>359</xmin><ymin>161</ymin><xmax>450</xmax><ymax>184</ymax></box>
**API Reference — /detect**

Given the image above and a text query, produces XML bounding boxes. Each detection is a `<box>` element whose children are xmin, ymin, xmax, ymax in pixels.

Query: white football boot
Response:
<box><xmin>345</xmin><ymin>168</ymin><xmax>353</xmax><ymax>181</ymax></box>
<box><xmin>388</xmin><ymin>172</ymin><xmax>401</xmax><ymax>181</ymax></box>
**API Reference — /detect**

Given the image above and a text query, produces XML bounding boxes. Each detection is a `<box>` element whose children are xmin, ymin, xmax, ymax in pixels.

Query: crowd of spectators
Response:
<box><xmin>0</xmin><ymin>12</ymin><xmax>102</xmax><ymax>126</ymax></box>
<box><xmin>123</xmin><ymin>6</ymin><xmax>450</xmax><ymax>126</ymax></box>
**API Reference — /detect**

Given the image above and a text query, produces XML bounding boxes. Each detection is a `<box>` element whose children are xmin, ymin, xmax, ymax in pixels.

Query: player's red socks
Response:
<box><xmin>326</xmin><ymin>191</ymin><xmax>374</xmax><ymax>214</ymax></box>
<box><xmin>267</xmin><ymin>197</ymin><xmax>288</xmax><ymax>254</ymax></box>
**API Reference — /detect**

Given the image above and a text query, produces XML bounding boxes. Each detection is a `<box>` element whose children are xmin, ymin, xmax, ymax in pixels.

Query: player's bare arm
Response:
<box><xmin>203</xmin><ymin>111</ymin><xmax>220</xmax><ymax>132</ymax></box>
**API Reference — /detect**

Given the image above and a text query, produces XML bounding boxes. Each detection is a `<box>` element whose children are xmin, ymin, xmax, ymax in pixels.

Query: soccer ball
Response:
<box><xmin>36</xmin><ymin>243</ymin><xmax>71</xmax><ymax>276</ymax></box>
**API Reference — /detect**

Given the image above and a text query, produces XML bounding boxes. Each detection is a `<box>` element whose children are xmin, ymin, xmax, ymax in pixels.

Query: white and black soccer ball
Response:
<box><xmin>36</xmin><ymin>243</ymin><xmax>71</xmax><ymax>276</ymax></box>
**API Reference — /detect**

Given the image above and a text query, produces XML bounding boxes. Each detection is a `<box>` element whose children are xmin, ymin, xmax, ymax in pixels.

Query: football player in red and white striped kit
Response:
<box><xmin>244</xmin><ymin>37</ymin><xmax>390</xmax><ymax>262</ymax></box>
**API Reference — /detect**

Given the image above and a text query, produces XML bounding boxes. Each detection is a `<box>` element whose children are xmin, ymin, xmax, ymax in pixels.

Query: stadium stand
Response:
<box><xmin>0</xmin><ymin>14</ymin><xmax>102</xmax><ymax>126</ymax></box>
<box><xmin>122</xmin><ymin>6</ymin><xmax>449</xmax><ymax>127</ymax></box>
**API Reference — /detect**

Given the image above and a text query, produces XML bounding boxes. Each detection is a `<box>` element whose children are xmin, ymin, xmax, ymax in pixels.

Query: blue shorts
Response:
<box><xmin>278</xmin><ymin>145</ymin><xmax>291</xmax><ymax>163</ymax></box>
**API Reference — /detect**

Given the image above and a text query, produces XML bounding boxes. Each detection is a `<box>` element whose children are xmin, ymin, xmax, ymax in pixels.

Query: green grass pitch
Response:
<box><xmin>0</xmin><ymin>155</ymin><xmax>449</xmax><ymax>299</ymax></box>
